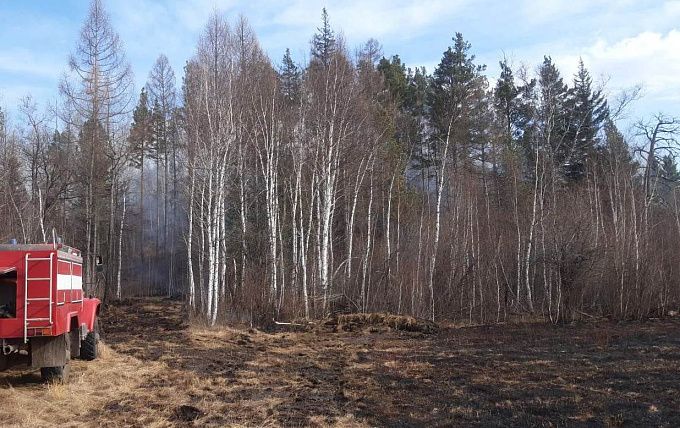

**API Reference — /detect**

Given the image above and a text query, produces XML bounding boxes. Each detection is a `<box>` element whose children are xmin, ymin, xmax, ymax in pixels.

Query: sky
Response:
<box><xmin>1</xmin><ymin>0</ymin><xmax>679</xmax><ymax>131</ymax></box>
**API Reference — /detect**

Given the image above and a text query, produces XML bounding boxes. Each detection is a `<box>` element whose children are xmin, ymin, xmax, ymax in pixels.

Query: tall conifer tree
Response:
<box><xmin>311</xmin><ymin>8</ymin><xmax>336</xmax><ymax>67</ymax></box>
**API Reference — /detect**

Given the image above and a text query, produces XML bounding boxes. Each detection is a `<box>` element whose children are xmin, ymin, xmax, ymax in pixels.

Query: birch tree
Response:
<box><xmin>184</xmin><ymin>12</ymin><xmax>238</xmax><ymax>324</ymax></box>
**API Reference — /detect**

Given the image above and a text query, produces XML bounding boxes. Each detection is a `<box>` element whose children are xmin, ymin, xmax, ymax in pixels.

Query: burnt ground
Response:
<box><xmin>1</xmin><ymin>298</ymin><xmax>680</xmax><ymax>427</ymax></box>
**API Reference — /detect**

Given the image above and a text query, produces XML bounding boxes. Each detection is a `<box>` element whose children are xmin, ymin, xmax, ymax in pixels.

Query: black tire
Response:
<box><xmin>81</xmin><ymin>318</ymin><xmax>100</xmax><ymax>361</ymax></box>
<box><xmin>41</xmin><ymin>364</ymin><xmax>70</xmax><ymax>383</ymax></box>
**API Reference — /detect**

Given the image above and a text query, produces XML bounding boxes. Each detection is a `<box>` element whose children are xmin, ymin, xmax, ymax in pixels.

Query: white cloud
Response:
<box><xmin>554</xmin><ymin>30</ymin><xmax>680</xmax><ymax>102</ymax></box>
<box><xmin>518</xmin><ymin>0</ymin><xmax>673</xmax><ymax>30</ymax></box>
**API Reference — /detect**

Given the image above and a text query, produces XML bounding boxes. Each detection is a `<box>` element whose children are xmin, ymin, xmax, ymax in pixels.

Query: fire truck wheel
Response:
<box><xmin>40</xmin><ymin>364</ymin><xmax>70</xmax><ymax>383</ymax></box>
<box><xmin>81</xmin><ymin>318</ymin><xmax>100</xmax><ymax>361</ymax></box>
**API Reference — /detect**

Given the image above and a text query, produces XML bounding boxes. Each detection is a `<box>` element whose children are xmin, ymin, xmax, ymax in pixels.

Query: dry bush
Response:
<box><xmin>320</xmin><ymin>312</ymin><xmax>439</xmax><ymax>334</ymax></box>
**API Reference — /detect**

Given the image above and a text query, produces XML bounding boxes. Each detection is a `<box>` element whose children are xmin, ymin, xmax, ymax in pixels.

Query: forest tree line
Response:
<box><xmin>1</xmin><ymin>0</ymin><xmax>679</xmax><ymax>325</ymax></box>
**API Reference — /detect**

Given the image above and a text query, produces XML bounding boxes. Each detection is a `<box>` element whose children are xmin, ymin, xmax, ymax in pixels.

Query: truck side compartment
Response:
<box><xmin>0</xmin><ymin>268</ymin><xmax>17</xmax><ymax>319</ymax></box>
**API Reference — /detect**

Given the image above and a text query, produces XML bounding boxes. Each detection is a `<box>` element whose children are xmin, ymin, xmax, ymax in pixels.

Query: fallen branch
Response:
<box><xmin>576</xmin><ymin>310</ymin><xmax>599</xmax><ymax>320</ymax></box>
<box><xmin>272</xmin><ymin>319</ymin><xmax>313</xmax><ymax>326</ymax></box>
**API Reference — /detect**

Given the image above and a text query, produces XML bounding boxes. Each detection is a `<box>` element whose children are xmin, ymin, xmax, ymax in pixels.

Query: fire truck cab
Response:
<box><xmin>0</xmin><ymin>242</ymin><xmax>100</xmax><ymax>382</ymax></box>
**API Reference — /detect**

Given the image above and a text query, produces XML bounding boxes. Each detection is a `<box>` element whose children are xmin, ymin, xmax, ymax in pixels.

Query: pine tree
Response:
<box><xmin>311</xmin><ymin>8</ymin><xmax>336</xmax><ymax>67</ymax></box>
<box><xmin>77</xmin><ymin>117</ymin><xmax>108</xmax><ymax>180</ymax></box>
<box><xmin>128</xmin><ymin>88</ymin><xmax>153</xmax><ymax>285</ymax></box>
<box><xmin>601</xmin><ymin>119</ymin><xmax>631</xmax><ymax>164</ymax></box>
<box><xmin>430</xmin><ymin>33</ymin><xmax>487</xmax><ymax>126</ymax></box>
<box><xmin>429</xmin><ymin>33</ymin><xmax>488</xmax><ymax>164</ymax></box>
<box><xmin>494</xmin><ymin>59</ymin><xmax>520</xmax><ymax>147</ymax></box>
<box><xmin>129</xmin><ymin>88</ymin><xmax>153</xmax><ymax>169</ymax></box>
<box><xmin>46</xmin><ymin>128</ymin><xmax>76</xmax><ymax>209</ymax></box>
<box><xmin>566</xmin><ymin>59</ymin><xmax>609</xmax><ymax>179</ymax></box>
<box><xmin>377</xmin><ymin>57</ymin><xmax>429</xmax><ymax>172</ymax></box>
<box><xmin>378</xmin><ymin>55</ymin><xmax>409</xmax><ymax>106</ymax></box>
<box><xmin>661</xmin><ymin>154</ymin><xmax>680</xmax><ymax>181</ymax></box>
<box><xmin>403</xmin><ymin>66</ymin><xmax>431</xmax><ymax>171</ymax></box>
<box><xmin>279</xmin><ymin>48</ymin><xmax>302</xmax><ymax>103</ymax></box>
<box><xmin>494</xmin><ymin>60</ymin><xmax>537</xmax><ymax>169</ymax></box>
<box><xmin>406</xmin><ymin>66</ymin><xmax>429</xmax><ymax>117</ymax></box>
<box><xmin>538</xmin><ymin>56</ymin><xmax>571</xmax><ymax>172</ymax></box>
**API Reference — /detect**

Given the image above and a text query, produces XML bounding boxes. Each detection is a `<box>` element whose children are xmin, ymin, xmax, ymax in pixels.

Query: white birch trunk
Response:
<box><xmin>428</xmin><ymin>122</ymin><xmax>452</xmax><ymax>321</ymax></box>
<box><xmin>116</xmin><ymin>194</ymin><xmax>126</xmax><ymax>300</ymax></box>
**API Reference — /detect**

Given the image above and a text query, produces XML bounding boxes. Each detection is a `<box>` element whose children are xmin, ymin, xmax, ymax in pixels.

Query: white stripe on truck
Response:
<box><xmin>57</xmin><ymin>273</ymin><xmax>82</xmax><ymax>290</ymax></box>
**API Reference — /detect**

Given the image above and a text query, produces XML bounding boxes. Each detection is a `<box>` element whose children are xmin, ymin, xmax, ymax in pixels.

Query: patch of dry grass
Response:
<box><xmin>0</xmin><ymin>344</ymin><xmax>179</xmax><ymax>427</ymax></box>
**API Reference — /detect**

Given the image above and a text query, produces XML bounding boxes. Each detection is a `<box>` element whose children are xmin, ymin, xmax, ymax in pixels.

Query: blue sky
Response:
<box><xmin>1</xmin><ymin>0</ymin><xmax>678</xmax><ymax>130</ymax></box>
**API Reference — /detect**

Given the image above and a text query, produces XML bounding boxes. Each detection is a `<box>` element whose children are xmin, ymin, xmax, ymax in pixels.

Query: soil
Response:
<box><xmin>1</xmin><ymin>297</ymin><xmax>679</xmax><ymax>427</ymax></box>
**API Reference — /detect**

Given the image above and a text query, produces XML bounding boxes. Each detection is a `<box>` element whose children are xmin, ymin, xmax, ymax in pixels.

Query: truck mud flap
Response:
<box><xmin>30</xmin><ymin>334</ymin><xmax>69</xmax><ymax>368</ymax></box>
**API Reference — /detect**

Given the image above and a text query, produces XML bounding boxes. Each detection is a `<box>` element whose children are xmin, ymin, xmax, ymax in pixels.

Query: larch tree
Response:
<box><xmin>147</xmin><ymin>54</ymin><xmax>178</xmax><ymax>294</ymax></box>
<box><xmin>59</xmin><ymin>0</ymin><xmax>133</xmax><ymax>296</ymax></box>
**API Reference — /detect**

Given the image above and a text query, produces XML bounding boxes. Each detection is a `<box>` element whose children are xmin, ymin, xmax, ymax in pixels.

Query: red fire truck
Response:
<box><xmin>0</xmin><ymin>242</ymin><xmax>100</xmax><ymax>382</ymax></box>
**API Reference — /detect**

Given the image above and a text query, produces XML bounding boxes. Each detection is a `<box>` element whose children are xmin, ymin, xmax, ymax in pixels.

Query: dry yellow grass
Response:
<box><xmin>0</xmin><ymin>344</ymin><xmax>181</xmax><ymax>427</ymax></box>
<box><xmin>1</xmin><ymin>328</ymin><xmax>373</xmax><ymax>427</ymax></box>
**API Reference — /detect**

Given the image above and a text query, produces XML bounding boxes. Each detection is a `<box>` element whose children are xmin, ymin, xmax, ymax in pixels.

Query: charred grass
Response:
<box><xmin>1</xmin><ymin>298</ymin><xmax>679</xmax><ymax>427</ymax></box>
